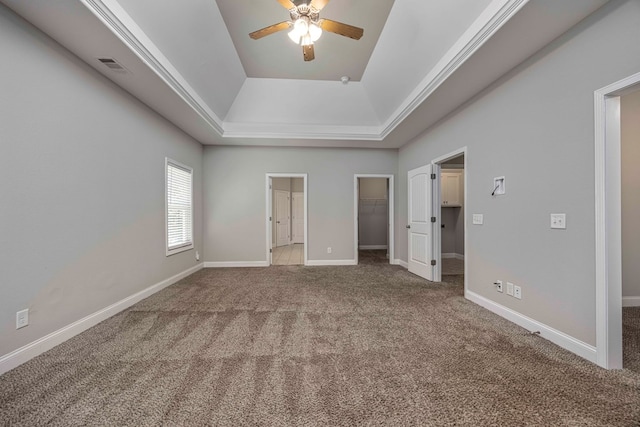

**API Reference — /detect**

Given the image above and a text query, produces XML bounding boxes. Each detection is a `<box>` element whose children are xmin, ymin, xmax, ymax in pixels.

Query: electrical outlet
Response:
<box><xmin>327</xmin><ymin>247</ymin><xmax>332</xmax><ymax>254</ymax></box>
<box><xmin>494</xmin><ymin>280</ymin><xmax>503</xmax><ymax>293</ymax></box>
<box><xmin>16</xmin><ymin>309</ymin><xmax>29</xmax><ymax>329</ymax></box>
<box><xmin>506</xmin><ymin>282</ymin><xmax>514</xmax><ymax>296</ymax></box>
<box><xmin>514</xmin><ymin>285</ymin><xmax>522</xmax><ymax>300</ymax></box>
<box><xmin>550</xmin><ymin>213</ymin><xmax>566</xmax><ymax>229</ymax></box>
<box><xmin>473</xmin><ymin>214</ymin><xmax>484</xmax><ymax>225</ymax></box>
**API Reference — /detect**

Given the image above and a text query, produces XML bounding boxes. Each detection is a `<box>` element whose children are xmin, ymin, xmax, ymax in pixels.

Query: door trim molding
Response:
<box><xmin>594</xmin><ymin>71</ymin><xmax>640</xmax><ymax>369</ymax></box>
<box><xmin>266</xmin><ymin>173</ymin><xmax>308</xmax><ymax>266</ymax></box>
<box><xmin>353</xmin><ymin>174</ymin><xmax>395</xmax><ymax>265</ymax></box>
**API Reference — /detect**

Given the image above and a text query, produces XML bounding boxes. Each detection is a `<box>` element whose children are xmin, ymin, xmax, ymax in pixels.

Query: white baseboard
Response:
<box><xmin>623</xmin><ymin>296</ymin><xmax>640</xmax><ymax>307</ymax></box>
<box><xmin>442</xmin><ymin>253</ymin><xmax>465</xmax><ymax>260</ymax></box>
<box><xmin>359</xmin><ymin>245</ymin><xmax>388</xmax><ymax>250</ymax></box>
<box><xmin>0</xmin><ymin>263</ymin><xmax>204</xmax><ymax>376</ymax></box>
<box><xmin>204</xmin><ymin>261</ymin><xmax>269</xmax><ymax>268</ymax></box>
<box><xmin>465</xmin><ymin>290</ymin><xmax>597</xmax><ymax>364</ymax></box>
<box><xmin>306</xmin><ymin>259</ymin><xmax>357</xmax><ymax>266</ymax></box>
<box><xmin>393</xmin><ymin>259</ymin><xmax>408</xmax><ymax>269</ymax></box>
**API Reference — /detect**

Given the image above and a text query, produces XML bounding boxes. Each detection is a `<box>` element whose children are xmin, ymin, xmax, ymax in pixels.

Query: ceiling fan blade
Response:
<box><xmin>249</xmin><ymin>21</ymin><xmax>291</xmax><ymax>40</ymax></box>
<box><xmin>319</xmin><ymin>19</ymin><xmax>363</xmax><ymax>40</ymax></box>
<box><xmin>303</xmin><ymin>44</ymin><xmax>315</xmax><ymax>61</ymax></box>
<box><xmin>309</xmin><ymin>0</ymin><xmax>330</xmax><ymax>11</ymax></box>
<box><xmin>276</xmin><ymin>0</ymin><xmax>296</xmax><ymax>10</ymax></box>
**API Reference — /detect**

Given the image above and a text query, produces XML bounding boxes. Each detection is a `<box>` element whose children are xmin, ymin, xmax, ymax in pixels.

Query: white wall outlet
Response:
<box><xmin>514</xmin><ymin>285</ymin><xmax>522</xmax><ymax>300</ymax></box>
<box><xmin>492</xmin><ymin>176</ymin><xmax>505</xmax><ymax>195</ymax></box>
<box><xmin>550</xmin><ymin>213</ymin><xmax>566</xmax><ymax>229</ymax></box>
<box><xmin>195</xmin><ymin>251</ymin><xmax>200</xmax><ymax>261</ymax></box>
<box><xmin>327</xmin><ymin>247</ymin><xmax>332</xmax><ymax>254</ymax></box>
<box><xmin>506</xmin><ymin>282</ymin><xmax>514</xmax><ymax>296</ymax></box>
<box><xmin>494</xmin><ymin>280</ymin><xmax>503</xmax><ymax>293</ymax></box>
<box><xmin>473</xmin><ymin>214</ymin><xmax>484</xmax><ymax>225</ymax></box>
<box><xmin>16</xmin><ymin>309</ymin><xmax>29</xmax><ymax>329</ymax></box>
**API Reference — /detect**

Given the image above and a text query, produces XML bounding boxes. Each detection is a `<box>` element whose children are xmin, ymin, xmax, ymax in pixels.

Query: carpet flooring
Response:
<box><xmin>624</xmin><ymin>307</ymin><xmax>640</xmax><ymax>373</ymax></box>
<box><xmin>1</xmin><ymin>265</ymin><xmax>639</xmax><ymax>426</ymax></box>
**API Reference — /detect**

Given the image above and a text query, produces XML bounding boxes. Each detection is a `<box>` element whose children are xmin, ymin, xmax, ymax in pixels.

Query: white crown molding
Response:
<box><xmin>379</xmin><ymin>0</ymin><xmax>528</xmax><ymax>140</ymax></box>
<box><xmin>0</xmin><ymin>263</ymin><xmax>203</xmax><ymax>375</ymax></box>
<box><xmin>80</xmin><ymin>0</ymin><xmax>225</xmax><ymax>135</ymax></box>
<box><xmin>79</xmin><ymin>0</ymin><xmax>527</xmax><ymax>143</ymax></box>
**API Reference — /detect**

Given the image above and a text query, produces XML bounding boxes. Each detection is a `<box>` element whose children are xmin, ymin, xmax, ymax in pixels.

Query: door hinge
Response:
<box><xmin>270</xmin><ymin>248</ymin><xmax>272</xmax><ymax>253</ymax></box>
<box><xmin>431</xmin><ymin>217</ymin><xmax>436</xmax><ymax>223</ymax></box>
<box><xmin>431</xmin><ymin>259</ymin><xmax>436</xmax><ymax>266</ymax></box>
<box><xmin>431</xmin><ymin>173</ymin><xmax>436</xmax><ymax>179</ymax></box>
<box><xmin>269</xmin><ymin>185</ymin><xmax>272</xmax><ymax>189</ymax></box>
<box><xmin>269</xmin><ymin>216</ymin><xmax>272</xmax><ymax>221</ymax></box>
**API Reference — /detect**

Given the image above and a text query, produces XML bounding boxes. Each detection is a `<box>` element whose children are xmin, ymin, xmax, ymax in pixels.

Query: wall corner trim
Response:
<box><xmin>0</xmin><ymin>263</ymin><xmax>204</xmax><ymax>376</ymax></box>
<box><xmin>204</xmin><ymin>261</ymin><xmax>269</xmax><ymax>268</ymax></box>
<box><xmin>465</xmin><ymin>290</ymin><xmax>597</xmax><ymax>364</ymax></box>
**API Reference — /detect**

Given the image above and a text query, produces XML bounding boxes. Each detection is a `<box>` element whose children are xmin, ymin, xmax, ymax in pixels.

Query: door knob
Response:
<box><xmin>277</xmin><ymin>221</ymin><xmax>280</xmax><ymax>224</ymax></box>
<box><xmin>406</xmin><ymin>225</ymin><xmax>411</xmax><ymax>229</ymax></box>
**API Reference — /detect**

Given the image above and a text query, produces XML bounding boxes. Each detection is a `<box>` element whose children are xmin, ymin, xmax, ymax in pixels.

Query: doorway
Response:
<box><xmin>266</xmin><ymin>174</ymin><xmax>308</xmax><ymax>266</ymax></box>
<box><xmin>595</xmin><ymin>72</ymin><xmax>640</xmax><ymax>369</ymax></box>
<box><xmin>438</xmin><ymin>155</ymin><xmax>465</xmax><ymax>281</ymax></box>
<box><xmin>354</xmin><ymin>174</ymin><xmax>394</xmax><ymax>265</ymax></box>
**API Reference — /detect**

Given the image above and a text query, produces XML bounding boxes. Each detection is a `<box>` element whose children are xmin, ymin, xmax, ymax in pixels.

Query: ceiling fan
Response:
<box><xmin>249</xmin><ymin>0</ymin><xmax>364</xmax><ymax>62</ymax></box>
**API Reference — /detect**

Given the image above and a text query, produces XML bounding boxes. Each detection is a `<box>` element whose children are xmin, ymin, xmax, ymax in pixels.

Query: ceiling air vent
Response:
<box><xmin>97</xmin><ymin>57</ymin><xmax>128</xmax><ymax>73</ymax></box>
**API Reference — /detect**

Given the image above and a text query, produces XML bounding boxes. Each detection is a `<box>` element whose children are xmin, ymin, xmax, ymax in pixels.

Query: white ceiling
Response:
<box><xmin>1</xmin><ymin>0</ymin><xmax>609</xmax><ymax>149</ymax></box>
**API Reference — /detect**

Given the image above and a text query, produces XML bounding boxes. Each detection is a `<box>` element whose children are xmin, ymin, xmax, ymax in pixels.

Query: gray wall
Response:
<box><xmin>622</xmin><ymin>89</ymin><xmax>640</xmax><ymax>299</ymax></box>
<box><xmin>203</xmin><ymin>147</ymin><xmax>396</xmax><ymax>262</ymax></box>
<box><xmin>358</xmin><ymin>178</ymin><xmax>388</xmax><ymax>248</ymax></box>
<box><xmin>0</xmin><ymin>6</ymin><xmax>203</xmax><ymax>356</ymax></box>
<box><xmin>396</xmin><ymin>0</ymin><xmax>640</xmax><ymax>346</ymax></box>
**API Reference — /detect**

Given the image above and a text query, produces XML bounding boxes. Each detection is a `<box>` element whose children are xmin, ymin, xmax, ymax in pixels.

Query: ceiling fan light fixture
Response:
<box><xmin>300</xmin><ymin>33</ymin><xmax>313</xmax><ymax>46</ymax></box>
<box><xmin>293</xmin><ymin>17</ymin><xmax>309</xmax><ymax>35</ymax></box>
<box><xmin>309</xmin><ymin>23</ymin><xmax>322</xmax><ymax>42</ymax></box>
<box><xmin>287</xmin><ymin>29</ymin><xmax>301</xmax><ymax>44</ymax></box>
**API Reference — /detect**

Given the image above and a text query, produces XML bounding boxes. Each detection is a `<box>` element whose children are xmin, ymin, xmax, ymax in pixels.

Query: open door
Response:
<box><xmin>408</xmin><ymin>164</ymin><xmax>435</xmax><ymax>281</ymax></box>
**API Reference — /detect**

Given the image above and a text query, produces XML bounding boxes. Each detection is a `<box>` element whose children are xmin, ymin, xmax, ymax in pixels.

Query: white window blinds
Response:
<box><xmin>166</xmin><ymin>159</ymin><xmax>193</xmax><ymax>255</ymax></box>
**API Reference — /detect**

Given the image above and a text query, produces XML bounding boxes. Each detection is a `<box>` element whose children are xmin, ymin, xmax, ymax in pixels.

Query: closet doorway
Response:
<box><xmin>354</xmin><ymin>174</ymin><xmax>394</xmax><ymax>265</ymax></box>
<box><xmin>266</xmin><ymin>174</ymin><xmax>308</xmax><ymax>266</ymax></box>
<box><xmin>439</xmin><ymin>155</ymin><xmax>465</xmax><ymax>279</ymax></box>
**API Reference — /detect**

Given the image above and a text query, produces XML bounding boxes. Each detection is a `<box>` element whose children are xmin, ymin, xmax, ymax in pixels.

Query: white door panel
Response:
<box><xmin>275</xmin><ymin>190</ymin><xmax>290</xmax><ymax>247</ymax></box>
<box><xmin>408</xmin><ymin>165</ymin><xmax>434</xmax><ymax>281</ymax></box>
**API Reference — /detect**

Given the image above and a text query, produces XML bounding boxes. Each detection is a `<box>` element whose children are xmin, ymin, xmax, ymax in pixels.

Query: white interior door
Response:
<box><xmin>275</xmin><ymin>190</ymin><xmax>290</xmax><ymax>247</ymax></box>
<box><xmin>408</xmin><ymin>164</ymin><xmax>435</xmax><ymax>281</ymax></box>
<box><xmin>292</xmin><ymin>192</ymin><xmax>304</xmax><ymax>244</ymax></box>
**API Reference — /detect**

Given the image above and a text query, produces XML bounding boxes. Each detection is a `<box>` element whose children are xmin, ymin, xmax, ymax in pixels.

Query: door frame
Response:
<box><xmin>353</xmin><ymin>174</ymin><xmax>394</xmax><ymax>264</ymax></box>
<box><xmin>594</xmin><ymin>71</ymin><xmax>640</xmax><ymax>369</ymax></box>
<box><xmin>431</xmin><ymin>147</ymin><xmax>468</xmax><ymax>291</ymax></box>
<box><xmin>266</xmin><ymin>173</ymin><xmax>308</xmax><ymax>266</ymax></box>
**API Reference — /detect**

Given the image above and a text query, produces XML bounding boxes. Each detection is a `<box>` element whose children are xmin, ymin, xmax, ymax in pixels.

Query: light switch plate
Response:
<box><xmin>550</xmin><ymin>213</ymin><xmax>566</xmax><ymax>229</ymax></box>
<box><xmin>473</xmin><ymin>214</ymin><xmax>484</xmax><ymax>225</ymax></box>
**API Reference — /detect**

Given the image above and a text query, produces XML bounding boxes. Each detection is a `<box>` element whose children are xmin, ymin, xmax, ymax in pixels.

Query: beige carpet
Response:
<box><xmin>1</xmin><ymin>265</ymin><xmax>639</xmax><ymax>426</ymax></box>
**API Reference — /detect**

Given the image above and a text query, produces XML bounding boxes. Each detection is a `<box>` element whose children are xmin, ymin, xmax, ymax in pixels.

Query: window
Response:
<box><xmin>166</xmin><ymin>158</ymin><xmax>193</xmax><ymax>256</ymax></box>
